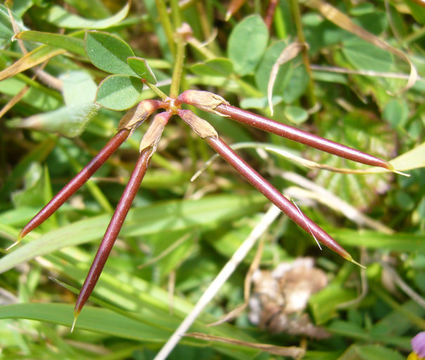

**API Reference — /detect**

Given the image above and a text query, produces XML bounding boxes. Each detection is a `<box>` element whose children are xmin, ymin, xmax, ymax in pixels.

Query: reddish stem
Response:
<box><xmin>214</xmin><ymin>104</ymin><xmax>390</xmax><ymax>169</ymax></box>
<box><xmin>19</xmin><ymin>129</ymin><xmax>130</xmax><ymax>239</ymax></box>
<box><xmin>265</xmin><ymin>0</ymin><xmax>278</xmax><ymax>30</ymax></box>
<box><xmin>73</xmin><ymin>147</ymin><xmax>153</xmax><ymax>322</ymax></box>
<box><xmin>205</xmin><ymin>136</ymin><xmax>353</xmax><ymax>260</ymax></box>
<box><xmin>226</xmin><ymin>0</ymin><xmax>246</xmax><ymax>20</ymax></box>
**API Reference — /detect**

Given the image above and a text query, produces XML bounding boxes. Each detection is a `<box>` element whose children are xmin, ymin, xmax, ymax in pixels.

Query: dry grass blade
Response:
<box><xmin>153</xmin><ymin>205</ymin><xmax>281</xmax><ymax>360</ymax></box>
<box><xmin>185</xmin><ymin>332</ymin><xmax>305</xmax><ymax>358</ymax></box>
<box><xmin>207</xmin><ymin>236</ymin><xmax>266</xmax><ymax>327</ymax></box>
<box><xmin>0</xmin><ymin>47</ymin><xmax>66</xmax><ymax>82</ymax></box>
<box><xmin>305</xmin><ymin>0</ymin><xmax>418</xmax><ymax>92</ymax></box>
<box><xmin>267</xmin><ymin>41</ymin><xmax>306</xmax><ymax>115</ymax></box>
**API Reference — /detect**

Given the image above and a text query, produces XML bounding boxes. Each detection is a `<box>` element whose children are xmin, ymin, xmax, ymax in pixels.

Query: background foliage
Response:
<box><xmin>1</xmin><ymin>0</ymin><xmax>425</xmax><ymax>359</ymax></box>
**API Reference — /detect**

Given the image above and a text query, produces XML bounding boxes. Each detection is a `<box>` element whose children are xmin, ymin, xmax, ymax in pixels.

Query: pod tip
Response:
<box><xmin>71</xmin><ymin>310</ymin><xmax>80</xmax><ymax>333</ymax></box>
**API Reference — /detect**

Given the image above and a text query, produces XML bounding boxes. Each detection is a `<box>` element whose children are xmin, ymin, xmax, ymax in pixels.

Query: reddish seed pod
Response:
<box><xmin>118</xmin><ymin>99</ymin><xmax>164</xmax><ymax>131</ymax></box>
<box><xmin>72</xmin><ymin>111</ymin><xmax>171</xmax><ymax>329</ymax></box>
<box><xmin>177</xmin><ymin>90</ymin><xmax>229</xmax><ymax>115</ymax></box>
<box><xmin>19</xmin><ymin>129</ymin><xmax>130</xmax><ymax>240</ymax></box>
<box><xmin>215</xmin><ymin>104</ymin><xmax>390</xmax><ymax>169</ymax></box>
<box><xmin>177</xmin><ymin>90</ymin><xmax>390</xmax><ymax>169</ymax></box>
<box><xmin>204</xmin><ymin>135</ymin><xmax>353</xmax><ymax>260</ymax></box>
<box><xmin>73</xmin><ymin>147</ymin><xmax>153</xmax><ymax>328</ymax></box>
<box><xmin>178</xmin><ymin>109</ymin><xmax>218</xmax><ymax>138</ymax></box>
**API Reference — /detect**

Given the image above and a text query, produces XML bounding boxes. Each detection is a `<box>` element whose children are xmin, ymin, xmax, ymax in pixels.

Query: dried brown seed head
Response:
<box><xmin>139</xmin><ymin>111</ymin><xmax>171</xmax><ymax>152</ymax></box>
<box><xmin>118</xmin><ymin>100</ymin><xmax>163</xmax><ymax>131</ymax></box>
<box><xmin>177</xmin><ymin>90</ymin><xmax>229</xmax><ymax>116</ymax></box>
<box><xmin>178</xmin><ymin>109</ymin><xmax>218</xmax><ymax>139</ymax></box>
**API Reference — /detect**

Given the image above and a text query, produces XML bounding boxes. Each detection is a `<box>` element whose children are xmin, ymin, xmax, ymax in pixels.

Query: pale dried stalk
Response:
<box><xmin>153</xmin><ymin>205</ymin><xmax>281</xmax><ymax>360</ymax></box>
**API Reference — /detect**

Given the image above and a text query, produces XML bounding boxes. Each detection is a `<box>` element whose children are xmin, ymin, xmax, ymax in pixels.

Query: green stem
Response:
<box><xmin>145</xmin><ymin>82</ymin><xmax>168</xmax><ymax>100</ymax></box>
<box><xmin>170</xmin><ymin>37</ymin><xmax>186</xmax><ymax>98</ymax></box>
<box><xmin>170</xmin><ymin>0</ymin><xmax>182</xmax><ymax>28</ymax></box>
<box><xmin>289</xmin><ymin>0</ymin><xmax>316</xmax><ymax>108</ymax></box>
<box><xmin>155</xmin><ymin>0</ymin><xmax>175</xmax><ymax>56</ymax></box>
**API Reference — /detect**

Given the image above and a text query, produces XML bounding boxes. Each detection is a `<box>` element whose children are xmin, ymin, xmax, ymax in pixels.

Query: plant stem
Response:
<box><xmin>288</xmin><ymin>0</ymin><xmax>316</xmax><ymax>108</ymax></box>
<box><xmin>145</xmin><ymin>82</ymin><xmax>168</xmax><ymax>100</ymax></box>
<box><xmin>170</xmin><ymin>36</ymin><xmax>186</xmax><ymax>98</ymax></box>
<box><xmin>214</xmin><ymin>103</ymin><xmax>390</xmax><ymax>169</ymax></box>
<box><xmin>19</xmin><ymin>129</ymin><xmax>130</xmax><ymax>240</ymax></box>
<box><xmin>155</xmin><ymin>0</ymin><xmax>176</xmax><ymax>56</ymax></box>
<box><xmin>205</xmin><ymin>135</ymin><xmax>354</xmax><ymax>260</ymax></box>
<box><xmin>265</xmin><ymin>0</ymin><xmax>278</xmax><ymax>30</ymax></box>
<box><xmin>170</xmin><ymin>0</ymin><xmax>182</xmax><ymax>28</ymax></box>
<box><xmin>72</xmin><ymin>147</ymin><xmax>153</xmax><ymax>331</ymax></box>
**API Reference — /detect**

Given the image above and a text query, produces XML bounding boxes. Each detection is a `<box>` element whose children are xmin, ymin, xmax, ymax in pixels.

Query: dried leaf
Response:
<box><xmin>186</xmin><ymin>332</ymin><xmax>305</xmax><ymax>358</ymax></box>
<box><xmin>305</xmin><ymin>0</ymin><xmax>418</xmax><ymax>92</ymax></box>
<box><xmin>0</xmin><ymin>46</ymin><xmax>65</xmax><ymax>81</ymax></box>
<box><xmin>267</xmin><ymin>42</ymin><xmax>306</xmax><ymax>115</ymax></box>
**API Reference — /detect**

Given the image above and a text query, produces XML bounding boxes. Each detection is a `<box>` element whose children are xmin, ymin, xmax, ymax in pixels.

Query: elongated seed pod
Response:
<box><xmin>177</xmin><ymin>90</ymin><xmax>390</xmax><ymax>169</ymax></box>
<box><xmin>72</xmin><ymin>147</ymin><xmax>153</xmax><ymax>329</ymax></box>
<box><xmin>206</xmin><ymin>136</ymin><xmax>354</xmax><ymax>261</ymax></box>
<box><xmin>72</xmin><ymin>112</ymin><xmax>171</xmax><ymax>330</ymax></box>
<box><xmin>19</xmin><ymin>129</ymin><xmax>130</xmax><ymax>240</ymax></box>
<box><xmin>215</xmin><ymin>104</ymin><xmax>390</xmax><ymax>169</ymax></box>
<box><xmin>178</xmin><ymin>108</ymin><xmax>353</xmax><ymax>259</ymax></box>
<box><xmin>118</xmin><ymin>99</ymin><xmax>164</xmax><ymax>131</ymax></box>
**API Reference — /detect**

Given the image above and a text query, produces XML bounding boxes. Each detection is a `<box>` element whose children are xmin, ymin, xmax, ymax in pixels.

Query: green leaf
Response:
<box><xmin>61</xmin><ymin>70</ymin><xmax>97</xmax><ymax>106</ymax></box>
<box><xmin>0</xmin><ymin>194</ymin><xmax>265</xmax><ymax>273</ymax></box>
<box><xmin>0</xmin><ymin>5</ymin><xmax>26</xmax><ymax>47</ymax></box>
<box><xmin>383</xmin><ymin>99</ymin><xmax>409</xmax><ymax>129</ymax></box>
<box><xmin>95</xmin><ymin>74</ymin><xmax>143</xmax><ymax>110</ymax></box>
<box><xmin>37</xmin><ymin>2</ymin><xmax>130</xmax><ymax>29</ymax></box>
<box><xmin>334</xmin><ymin>229</ymin><xmax>425</xmax><ymax>252</ymax></box>
<box><xmin>342</xmin><ymin>38</ymin><xmax>393</xmax><ymax>72</ymax></box>
<box><xmin>190</xmin><ymin>58</ymin><xmax>234</xmax><ymax>77</ymax></box>
<box><xmin>0</xmin><ymin>302</ymin><xmax>265</xmax><ymax>358</ymax></box>
<box><xmin>0</xmin><ymin>45</ymin><xmax>66</xmax><ymax>82</ymax></box>
<box><xmin>228</xmin><ymin>15</ymin><xmax>269</xmax><ymax>76</ymax></box>
<box><xmin>16</xmin><ymin>30</ymin><xmax>86</xmax><ymax>56</ymax></box>
<box><xmin>306</xmin><ymin>111</ymin><xmax>395</xmax><ymax>209</ymax></box>
<box><xmin>0</xmin><ymin>77</ymin><xmax>61</xmax><ymax>111</ymax></box>
<box><xmin>281</xmin><ymin>65</ymin><xmax>309</xmax><ymax>103</ymax></box>
<box><xmin>405</xmin><ymin>0</ymin><xmax>425</xmax><ymax>24</ymax></box>
<box><xmin>11</xmin><ymin>163</ymin><xmax>45</xmax><ymax>208</ymax></box>
<box><xmin>127</xmin><ymin>56</ymin><xmax>157</xmax><ymax>83</ymax></box>
<box><xmin>0</xmin><ymin>303</ymin><xmax>169</xmax><ymax>341</ymax></box>
<box><xmin>85</xmin><ymin>31</ymin><xmax>135</xmax><ymax>75</ymax></box>
<box><xmin>338</xmin><ymin>344</ymin><xmax>404</xmax><ymax>360</ymax></box>
<box><xmin>284</xmin><ymin>105</ymin><xmax>308</xmax><ymax>124</ymax></box>
<box><xmin>390</xmin><ymin>142</ymin><xmax>425</xmax><ymax>171</ymax></box>
<box><xmin>0</xmin><ymin>138</ymin><xmax>56</xmax><ymax>201</ymax></box>
<box><xmin>255</xmin><ymin>41</ymin><xmax>289</xmax><ymax>95</ymax></box>
<box><xmin>10</xmin><ymin>103</ymin><xmax>100</xmax><ymax>137</ymax></box>
<box><xmin>310</xmin><ymin>283</ymin><xmax>357</xmax><ymax>324</ymax></box>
